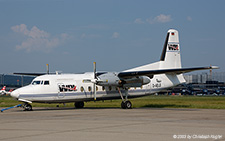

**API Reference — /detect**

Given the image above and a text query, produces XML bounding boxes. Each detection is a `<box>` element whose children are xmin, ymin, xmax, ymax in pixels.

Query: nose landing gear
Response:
<box><xmin>23</xmin><ymin>103</ymin><xmax>33</xmax><ymax>111</ymax></box>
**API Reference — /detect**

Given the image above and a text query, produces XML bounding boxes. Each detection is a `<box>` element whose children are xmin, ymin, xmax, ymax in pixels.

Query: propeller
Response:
<box><xmin>93</xmin><ymin>62</ymin><xmax>97</xmax><ymax>100</ymax></box>
<box><xmin>83</xmin><ymin>62</ymin><xmax>105</xmax><ymax>101</ymax></box>
<box><xmin>93</xmin><ymin>62</ymin><xmax>97</xmax><ymax>101</ymax></box>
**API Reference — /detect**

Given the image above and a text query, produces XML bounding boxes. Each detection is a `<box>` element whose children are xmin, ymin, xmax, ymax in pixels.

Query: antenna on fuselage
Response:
<box><xmin>46</xmin><ymin>64</ymin><xmax>49</xmax><ymax>74</ymax></box>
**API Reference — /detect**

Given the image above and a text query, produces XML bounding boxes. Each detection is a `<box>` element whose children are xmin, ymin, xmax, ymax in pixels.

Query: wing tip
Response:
<box><xmin>210</xmin><ymin>66</ymin><xmax>219</xmax><ymax>69</ymax></box>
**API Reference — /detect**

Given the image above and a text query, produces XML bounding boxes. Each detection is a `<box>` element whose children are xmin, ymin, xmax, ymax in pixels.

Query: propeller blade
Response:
<box><xmin>94</xmin><ymin>83</ymin><xmax>96</xmax><ymax>101</ymax></box>
<box><xmin>94</xmin><ymin>62</ymin><xmax>97</xmax><ymax>79</ymax></box>
<box><xmin>93</xmin><ymin>62</ymin><xmax>97</xmax><ymax>100</ymax></box>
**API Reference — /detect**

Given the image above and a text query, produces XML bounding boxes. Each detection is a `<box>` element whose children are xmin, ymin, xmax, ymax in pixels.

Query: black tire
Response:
<box><xmin>125</xmin><ymin>101</ymin><xmax>132</xmax><ymax>109</ymax></box>
<box><xmin>121</xmin><ymin>101</ymin><xmax>126</xmax><ymax>109</ymax></box>
<box><xmin>75</xmin><ymin>102</ymin><xmax>84</xmax><ymax>108</ymax></box>
<box><xmin>24</xmin><ymin>103</ymin><xmax>32</xmax><ymax>111</ymax></box>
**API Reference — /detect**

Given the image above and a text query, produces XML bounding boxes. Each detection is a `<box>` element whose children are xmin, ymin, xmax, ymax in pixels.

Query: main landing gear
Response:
<box><xmin>23</xmin><ymin>103</ymin><xmax>33</xmax><ymax>111</ymax></box>
<box><xmin>74</xmin><ymin>101</ymin><xmax>84</xmax><ymax>108</ymax></box>
<box><xmin>117</xmin><ymin>87</ymin><xmax>132</xmax><ymax>109</ymax></box>
<box><xmin>121</xmin><ymin>100</ymin><xmax>132</xmax><ymax>109</ymax></box>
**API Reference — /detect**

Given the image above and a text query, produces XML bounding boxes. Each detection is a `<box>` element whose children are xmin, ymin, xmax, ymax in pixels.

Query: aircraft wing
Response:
<box><xmin>118</xmin><ymin>66</ymin><xmax>219</xmax><ymax>79</ymax></box>
<box><xmin>13</xmin><ymin>72</ymin><xmax>52</xmax><ymax>76</ymax></box>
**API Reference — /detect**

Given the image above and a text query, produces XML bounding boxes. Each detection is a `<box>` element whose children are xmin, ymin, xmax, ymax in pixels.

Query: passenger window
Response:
<box><xmin>80</xmin><ymin>86</ymin><xmax>84</xmax><ymax>92</ymax></box>
<box><xmin>102</xmin><ymin>86</ymin><xmax>105</xmax><ymax>91</ymax></box>
<box><xmin>44</xmin><ymin>81</ymin><xmax>50</xmax><ymax>85</ymax></box>
<box><xmin>88</xmin><ymin>86</ymin><xmax>92</xmax><ymax>92</ymax></box>
<box><xmin>96</xmin><ymin>86</ymin><xmax>98</xmax><ymax>91</ymax></box>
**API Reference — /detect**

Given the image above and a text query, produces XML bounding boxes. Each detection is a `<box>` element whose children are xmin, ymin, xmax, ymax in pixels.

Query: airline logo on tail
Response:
<box><xmin>168</xmin><ymin>44</ymin><xmax>179</xmax><ymax>51</ymax></box>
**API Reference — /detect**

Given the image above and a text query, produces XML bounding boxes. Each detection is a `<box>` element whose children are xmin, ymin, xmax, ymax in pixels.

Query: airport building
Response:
<box><xmin>184</xmin><ymin>72</ymin><xmax>225</xmax><ymax>84</ymax></box>
<box><xmin>0</xmin><ymin>74</ymin><xmax>34</xmax><ymax>88</ymax></box>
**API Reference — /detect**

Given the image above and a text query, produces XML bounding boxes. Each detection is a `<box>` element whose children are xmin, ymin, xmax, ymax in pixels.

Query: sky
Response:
<box><xmin>0</xmin><ymin>0</ymin><xmax>225</xmax><ymax>74</ymax></box>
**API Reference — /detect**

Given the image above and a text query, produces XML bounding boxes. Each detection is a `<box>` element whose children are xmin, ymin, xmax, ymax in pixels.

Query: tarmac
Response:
<box><xmin>0</xmin><ymin>107</ymin><xmax>225</xmax><ymax>141</ymax></box>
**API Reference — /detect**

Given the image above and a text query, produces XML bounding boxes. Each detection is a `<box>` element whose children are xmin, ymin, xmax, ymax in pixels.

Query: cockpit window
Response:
<box><xmin>44</xmin><ymin>81</ymin><xmax>50</xmax><ymax>85</ymax></box>
<box><xmin>32</xmin><ymin>81</ymin><xmax>41</xmax><ymax>85</ymax></box>
<box><xmin>32</xmin><ymin>80</ymin><xmax>50</xmax><ymax>85</ymax></box>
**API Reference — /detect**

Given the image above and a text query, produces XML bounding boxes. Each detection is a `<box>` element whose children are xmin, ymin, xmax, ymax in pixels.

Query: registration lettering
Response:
<box><xmin>152</xmin><ymin>83</ymin><xmax>161</xmax><ymax>88</ymax></box>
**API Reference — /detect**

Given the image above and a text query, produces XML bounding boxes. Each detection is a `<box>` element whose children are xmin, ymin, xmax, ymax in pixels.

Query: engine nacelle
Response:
<box><xmin>122</xmin><ymin>76</ymin><xmax>150</xmax><ymax>88</ymax></box>
<box><xmin>97</xmin><ymin>72</ymin><xmax>150</xmax><ymax>88</ymax></box>
<box><xmin>97</xmin><ymin>72</ymin><xmax>121</xmax><ymax>86</ymax></box>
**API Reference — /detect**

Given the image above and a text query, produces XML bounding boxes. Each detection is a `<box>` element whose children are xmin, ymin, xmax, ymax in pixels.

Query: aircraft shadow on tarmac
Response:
<box><xmin>2</xmin><ymin>104</ymin><xmax>200</xmax><ymax>112</ymax></box>
<box><xmin>27</xmin><ymin>104</ymin><xmax>190</xmax><ymax>111</ymax></box>
<box><xmin>143</xmin><ymin>104</ymin><xmax>190</xmax><ymax>108</ymax></box>
<box><xmin>22</xmin><ymin>107</ymin><xmax>121</xmax><ymax>112</ymax></box>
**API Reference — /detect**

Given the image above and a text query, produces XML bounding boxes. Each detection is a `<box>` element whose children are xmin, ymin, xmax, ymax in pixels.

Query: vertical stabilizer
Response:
<box><xmin>123</xmin><ymin>29</ymin><xmax>182</xmax><ymax>72</ymax></box>
<box><xmin>160</xmin><ymin>29</ymin><xmax>181</xmax><ymax>69</ymax></box>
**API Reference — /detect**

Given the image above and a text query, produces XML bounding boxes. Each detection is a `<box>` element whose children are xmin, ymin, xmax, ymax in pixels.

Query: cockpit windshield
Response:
<box><xmin>31</xmin><ymin>80</ymin><xmax>50</xmax><ymax>85</ymax></box>
<box><xmin>32</xmin><ymin>81</ymin><xmax>41</xmax><ymax>85</ymax></box>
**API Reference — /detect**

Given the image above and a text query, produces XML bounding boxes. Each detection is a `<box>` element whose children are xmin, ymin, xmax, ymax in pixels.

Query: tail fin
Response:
<box><xmin>159</xmin><ymin>29</ymin><xmax>181</xmax><ymax>69</ymax></box>
<box><xmin>123</xmin><ymin>29</ymin><xmax>182</xmax><ymax>72</ymax></box>
<box><xmin>1</xmin><ymin>86</ymin><xmax>6</xmax><ymax>91</ymax></box>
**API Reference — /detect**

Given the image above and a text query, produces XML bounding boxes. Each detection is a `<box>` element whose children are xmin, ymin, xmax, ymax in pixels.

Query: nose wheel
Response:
<box><xmin>23</xmin><ymin>103</ymin><xmax>33</xmax><ymax>111</ymax></box>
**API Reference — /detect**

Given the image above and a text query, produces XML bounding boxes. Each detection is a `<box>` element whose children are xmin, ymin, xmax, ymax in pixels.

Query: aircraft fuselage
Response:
<box><xmin>11</xmin><ymin>72</ymin><xmax>184</xmax><ymax>103</ymax></box>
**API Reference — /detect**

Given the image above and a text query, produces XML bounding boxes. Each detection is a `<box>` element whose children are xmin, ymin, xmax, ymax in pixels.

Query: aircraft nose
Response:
<box><xmin>10</xmin><ymin>89</ymin><xmax>20</xmax><ymax>98</ymax></box>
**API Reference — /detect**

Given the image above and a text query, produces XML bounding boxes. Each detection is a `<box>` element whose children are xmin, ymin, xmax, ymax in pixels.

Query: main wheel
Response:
<box><xmin>121</xmin><ymin>101</ymin><xmax>126</xmax><ymax>109</ymax></box>
<box><xmin>125</xmin><ymin>101</ymin><xmax>132</xmax><ymax>109</ymax></box>
<box><xmin>121</xmin><ymin>101</ymin><xmax>132</xmax><ymax>109</ymax></box>
<box><xmin>75</xmin><ymin>102</ymin><xmax>84</xmax><ymax>108</ymax></box>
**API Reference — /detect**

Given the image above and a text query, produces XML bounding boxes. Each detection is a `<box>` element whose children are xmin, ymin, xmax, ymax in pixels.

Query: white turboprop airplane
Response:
<box><xmin>11</xmin><ymin>29</ymin><xmax>218</xmax><ymax>111</ymax></box>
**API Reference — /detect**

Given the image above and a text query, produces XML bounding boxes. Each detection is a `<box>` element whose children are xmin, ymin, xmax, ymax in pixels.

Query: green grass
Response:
<box><xmin>136</xmin><ymin>96</ymin><xmax>225</xmax><ymax>109</ymax></box>
<box><xmin>1</xmin><ymin>95</ymin><xmax>225</xmax><ymax>109</ymax></box>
